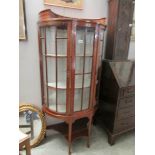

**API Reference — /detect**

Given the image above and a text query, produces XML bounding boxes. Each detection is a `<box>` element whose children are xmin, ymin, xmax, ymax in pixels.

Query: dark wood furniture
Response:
<box><xmin>38</xmin><ymin>9</ymin><xmax>106</xmax><ymax>155</ymax></box>
<box><xmin>94</xmin><ymin>60</ymin><xmax>135</xmax><ymax>145</ymax></box>
<box><xmin>105</xmin><ymin>0</ymin><xmax>134</xmax><ymax>60</ymax></box>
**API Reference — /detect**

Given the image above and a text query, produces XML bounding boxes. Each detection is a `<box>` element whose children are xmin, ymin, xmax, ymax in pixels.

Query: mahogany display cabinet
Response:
<box><xmin>38</xmin><ymin>9</ymin><xmax>106</xmax><ymax>154</ymax></box>
<box><xmin>94</xmin><ymin>60</ymin><xmax>135</xmax><ymax>145</ymax></box>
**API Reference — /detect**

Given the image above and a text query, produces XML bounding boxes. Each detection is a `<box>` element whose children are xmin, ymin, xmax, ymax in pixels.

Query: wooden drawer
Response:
<box><xmin>114</xmin><ymin>116</ymin><xmax>135</xmax><ymax>132</ymax></box>
<box><xmin>120</xmin><ymin>86</ymin><xmax>135</xmax><ymax>98</ymax></box>
<box><xmin>118</xmin><ymin>96</ymin><xmax>135</xmax><ymax>108</ymax></box>
<box><xmin>116</xmin><ymin>107</ymin><xmax>135</xmax><ymax>120</ymax></box>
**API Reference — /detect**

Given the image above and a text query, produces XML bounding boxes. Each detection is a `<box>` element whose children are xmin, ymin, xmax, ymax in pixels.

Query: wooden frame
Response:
<box><xmin>38</xmin><ymin>9</ymin><xmax>106</xmax><ymax>155</ymax></box>
<box><xmin>44</xmin><ymin>0</ymin><xmax>84</xmax><ymax>10</ymax></box>
<box><xmin>19</xmin><ymin>132</ymin><xmax>31</xmax><ymax>155</ymax></box>
<box><xmin>19</xmin><ymin>0</ymin><xmax>27</xmax><ymax>40</ymax></box>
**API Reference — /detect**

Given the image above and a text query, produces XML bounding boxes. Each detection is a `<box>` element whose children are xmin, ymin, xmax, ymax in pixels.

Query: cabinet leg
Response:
<box><xmin>87</xmin><ymin>117</ymin><xmax>92</xmax><ymax>148</ymax></box>
<box><xmin>108</xmin><ymin>134</ymin><xmax>116</xmax><ymax>145</ymax></box>
<box><xmin>68</xmin><ymin>122</ymin><xmax>72</xmax><ymax>155</ymax></box>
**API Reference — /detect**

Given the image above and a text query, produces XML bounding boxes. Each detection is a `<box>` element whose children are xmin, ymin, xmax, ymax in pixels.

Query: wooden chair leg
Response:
<box><xmin>25</xmin><ymin>138</ymin><xmax>31</xmax><ymax>155</ymax></box>
<box><xmin>68</xmin><ymin>122</ymin><xmax>72</xmax><ymax>155</ymax></box>
<box><xmin>87</xmin><ymin>117</ymin><xmax>92</xmax><ymax>148</ymax></box>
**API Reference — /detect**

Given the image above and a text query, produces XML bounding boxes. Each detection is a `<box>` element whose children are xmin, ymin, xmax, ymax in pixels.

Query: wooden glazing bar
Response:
<box><xmin>96</xmin><ymin>29</ymin><xmax>105</xmax><ymax>104</ymax></box>
<box><xmin>70</xmin><ymin>21</ymin><xmax>76</xmax><ymax>114</ymax></box>
<box><xmin>44</xmin><ymin>28</ymin><xmax>49</xmax><ymax>107</ymax></box>
<box><xmin>89</xmin><ymin>25</ymin><xmax>99</xmax><ymax>108</ymax></box>
<box><xmin>81</xmin><ymin>28</ymin><xmax>87</xmax><ymax>110</ymax></box>
<box><xmin>55</xmin><ymin>27</ymin><xmax>58</xmax><ymax>112</ymax></box>
<box><xmin>66</xmin><ymin>22</ymin><xmax>71</xmax><ymax>114</ymax></box>
<box><xmin>92</xmin><ymin>25</ymin><xmax>100</xmax><ymax>107</ymax></box>
<box><xmin>88</xmin><ymin>28</ymin><xmax>96</xmax><ymax>109</ymax></box>
<box><xmin>38</xmin><ymin>28</ymin><xmax>45</xmax><ymax>106</ymax></box>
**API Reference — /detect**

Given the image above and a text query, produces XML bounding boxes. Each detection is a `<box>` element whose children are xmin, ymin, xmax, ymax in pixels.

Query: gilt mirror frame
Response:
<box><xmin>19</xmin><ymin>104</ymin><xmax>46</xmax><ymax>147</ymax></box>
<box><xmin>19</xmin><ymin>0</ymin><xmax>27</xmax><ymax>40</ymax></box>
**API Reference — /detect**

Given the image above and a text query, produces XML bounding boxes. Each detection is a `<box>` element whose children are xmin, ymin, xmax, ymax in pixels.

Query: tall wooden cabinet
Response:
<box><xmin>38</xmin><ymin>9</ymin><xmax>106</xmax><ymax>155</ymax></box>
<box><xmin>105</xmin><ymin>0</ymin><xmax>134</xmax><ymax>60</ymax></box>
<box><xmin>94</xmin><ymin>60</ymin><xmax>135</xmax><ymax>145</ymax></box>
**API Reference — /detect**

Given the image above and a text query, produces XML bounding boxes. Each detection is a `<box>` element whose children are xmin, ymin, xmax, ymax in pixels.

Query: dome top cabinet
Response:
<box><xmin>38</xmin><ymin>9</ymin><xmax>106</xmax><ymax>155</ymax></box>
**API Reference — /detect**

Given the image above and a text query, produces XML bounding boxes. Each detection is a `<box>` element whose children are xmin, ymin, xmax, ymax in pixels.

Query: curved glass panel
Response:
<box><xmin>74</xmin><ymin>26</ymin><xmax>95</xmax><ymax>111</ymax></box>
<box><xmin>40</xmin><ymin>25</ymin><xmax>68</xmax><ymax>113</ymax></box>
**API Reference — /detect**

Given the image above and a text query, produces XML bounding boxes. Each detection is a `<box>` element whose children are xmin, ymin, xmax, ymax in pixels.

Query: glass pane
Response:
<box><xmin>42</xmin><ymin>56</ymin><xmax>48</xmax><ymax>104</ymax></box>
<box><xmin>74</xmin><ymin>89</ymin><xmax>82</xmax><ymax>111</ymax></box>
<box><xmin>75</xmin><ymin>57</ymin><xmax>84</xmax><ymax>74</ymax></box>
<box><xmin>85</xmin><ymin>57</ymin><xmax>92</xmax><ymax>73</ymax></box>
<box><xmin>41</xmin><ymin>39</ymin><xmax>45</xmax><ymax>55</ymax></box>
<box><xmin>46</xmin><ymin>26</ymin><xmax>56</xmax><ymax>54</ymax></box>
<box><xmin>75</xmin><ymin>57</ymin><xmax>92</xmax><ymax>74</ymax></box>
<box><xmin>86</xmin><ymin>28</ymin><xmax>95</xmax><ymax>56</ymax></box>
<box><xmin>84</xmin><ymin>74</ymin><xmax>91</xmax><ymax>87</ymax></box>
<box><xmin>75</xmin><ymin>75</ymin><xmax>83</xmax><ymax>88</ymax></box>
<box><xmin>57</xmin><ymin>26</ymin><xmax>67</xmax><ymax>55</ymax></box>
<box><xmin>57</xmin><ymin>26</ymin><xmax>67</xmax><ymax>38</ymax></box>
<box><xmin>42</xmin><ymin>25</ymin><xmax>67</xmax><ymax>113</ymax></box>
<box><xmin>47</xmin><ymin>57</ymin><xmax>56</xmax><ymax>84</ymax></box>
<box><xmin>57</xmin><ymin>39</ymin><xmax>67</xmax><ymax>55</ymax></box>
<box><xmin>75</xmin><ymin>74</ymin><xmax>91</xmax><ymax>89</ymax></box>
<box><xmin>74</xmin><ymin>26</ymin><xmax>95</xmax><ymax>112</ymax></box>
<box><xmin>57</xmin><ymin>58</ymin><xmax>67</xmax><ymax>88</ymax></box>
<box><xmin>40</xmin><ymin>28</ymin><xmax>45</xmax><ymax>38</ymax></box>
<box><xmin>48</xmin><ymin>88</ymin><xmax>56</xmax><ymax>111</ymax></box>
<box><xmin>57</xmin><ymin>90</ymin><xmax>66</xmax><ymax>113</ymax></box>
<box><xmin>82</xmin><ymin>88</ymin><xmax>90</xmax><ymax>110</ymax></box>
<box><xmin>76</xmin><ymin>27</ymin><xmax>85</xmax><ymax>56</ymax></box>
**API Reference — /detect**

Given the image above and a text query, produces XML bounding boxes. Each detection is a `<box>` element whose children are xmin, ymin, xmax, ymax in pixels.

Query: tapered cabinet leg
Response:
<box><xmin>68</xmin><ymin>122</ymin><xmax>72</xmax><ymax>155</ymax></box>
<box><xmin>87</xmin><ymin>117</ymin><xmax>92</xmax><ymax>148</ymax></box>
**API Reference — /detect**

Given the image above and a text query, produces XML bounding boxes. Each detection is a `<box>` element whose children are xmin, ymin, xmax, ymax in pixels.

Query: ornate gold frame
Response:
<box><xmin>19</xmin><ymin>104</ymin><xmax>46</xmax><ymax>148</ymax></box>
<box><xmin>44</xmin><ymin>0</ymin><xmax>84</xmax><ymax>10</ymax></box>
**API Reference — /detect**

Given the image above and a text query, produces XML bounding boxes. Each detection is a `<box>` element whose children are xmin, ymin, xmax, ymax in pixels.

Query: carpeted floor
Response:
<box><xmin>21</xmin><ymin>125</ymin><xmax>134</xmax><ymax>155</ymax></box>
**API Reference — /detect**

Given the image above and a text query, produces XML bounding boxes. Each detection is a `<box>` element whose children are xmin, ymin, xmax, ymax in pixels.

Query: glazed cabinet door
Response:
<box><xmin>73</xmin><ymin>25</ymin><xmax>96</xmax><ymax>112</ymax></box>
<box><xmin>39</xmin><ymin>22</ymin><xmax>70</xmax><ymax>114</ymax></box>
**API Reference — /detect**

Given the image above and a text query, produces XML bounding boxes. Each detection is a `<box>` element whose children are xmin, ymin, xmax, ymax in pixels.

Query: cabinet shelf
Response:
<box><xmin>56</xmin><ymin>37</ymin><xmax>68</xmax><ymax>39</ymax></box>
<box><xmin>49</xmin><ymin>104</ymin><xmax>88</xmax><ymax>113</ymax></box>
<box><xmin>44</xmin><ymin>54</ymin><xmax>93</xmax><ymax>57</ymax></box>
<box><xmin>75</xmin><ymin>72</ymin><xmax>91</xmax><ymax>75</ymax></box>
<box><xmin>47</xmin><ymin>80</ymin><xmax>91</xmax><ymax>90</ymax></box>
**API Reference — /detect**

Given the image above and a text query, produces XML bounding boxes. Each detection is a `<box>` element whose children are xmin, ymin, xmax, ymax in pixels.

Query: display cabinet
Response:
<box><xmin>38</xmin><ymin>9</ymin><xmax>106</xmax><ymax>155</ymax></box>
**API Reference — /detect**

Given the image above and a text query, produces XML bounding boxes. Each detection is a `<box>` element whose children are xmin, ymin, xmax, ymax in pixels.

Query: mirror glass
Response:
<box><xmin>19</xmin><ymin>108</ymin><xmax>44</xmax><ymax>147</ymax></box>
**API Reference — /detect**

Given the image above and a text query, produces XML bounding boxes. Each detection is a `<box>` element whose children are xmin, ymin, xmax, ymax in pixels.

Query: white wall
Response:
<box><xmin>19</xmin><ymin>0</ymin><xmax>108</xmax><ymax>107</ymax></box>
